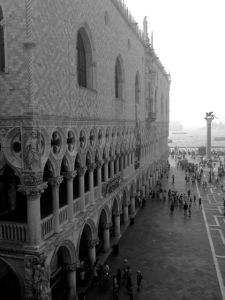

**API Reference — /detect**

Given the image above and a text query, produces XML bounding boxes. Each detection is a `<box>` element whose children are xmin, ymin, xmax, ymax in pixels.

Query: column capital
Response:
<box><xmin>87</xmin><ymin>238</ymin><xmax>99</xmax><ymax>248</ymax></box>
<box><xmin>77</xmin><ymin>167</ymin><xmax>87</xmax><ymax>176</ymax></box>
<box><xmin>64</xmin><ymin>263</ymin><xmax>77</xmax><ymax>272</ymax></box>
<box><xmin>48</xmin><ymin>176</ymin><xmax>63</xmax><ymax>187</ymax></box>
<box><xmin>18</xmin><ymin>182</ymin><xmax>48</xmax><ymax>197</ymax></box>
<box><xmin>104</xmin><ymin>158</ymin><xmax>109</xmax><ymax>164</ymax></box>
<box><xmin>96</xmin><ymin>160</ymin><xmax>103</xmax><ymax>168</ymax></box>
<box><xmin>103</xmin><ymin>222</ymin><xmax>112</xmax><ymax>230</ymax></box>
<box><xmin>113</xmin><ymin>212</ymin><xmax>121</xmax><ymax>217</ymax></box>
<box><xmin>88</xmin><ymin>163</ymin><xmax>96</xmax><ymax>172</ymax></box>
<box><xmin>110</xmin><ymin>156</ymin><xmax>115</xmax><ymax>162</ymax></box>
<box><xmin>63</xmin><ymin>170</ymin><xmax>77</xmax><ymax>180</ymax></box>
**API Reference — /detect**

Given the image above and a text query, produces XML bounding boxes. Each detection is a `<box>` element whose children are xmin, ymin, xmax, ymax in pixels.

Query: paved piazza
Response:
<box><xmin>86</xmin><ymin>158</ymin><xmax>225</xmax><ymax>299</ymax></box>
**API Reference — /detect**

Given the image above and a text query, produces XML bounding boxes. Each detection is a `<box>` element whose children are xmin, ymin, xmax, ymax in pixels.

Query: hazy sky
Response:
<box><xmin>126</xmin><ymin>0</ymin><xmax>225</xmax><ymax>128</ymax></box>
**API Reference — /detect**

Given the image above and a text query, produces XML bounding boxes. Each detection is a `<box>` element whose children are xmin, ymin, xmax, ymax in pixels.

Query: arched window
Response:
<box><xmin>0</xmin><ymin>5</ymin><xmax>5</xmax><ymax>72</ymax></box>
<box><xmin>77</xmin><ymin>31</ymin><xmax>86</xmax><ymax>87</ymax></box>
<box><xmin>76</xmin><ymin>27</ymin><xmax>95</xmax><ymax>89</ymax></box>
<box><xmin>135</xmin><ymin>72</ymin><xmax>140</xmax><ymax>104</ymax></box>
<box><xmin>115</xmin><ymin>57</ymin><xmax>123</xmax><ymax>99</ymax></box>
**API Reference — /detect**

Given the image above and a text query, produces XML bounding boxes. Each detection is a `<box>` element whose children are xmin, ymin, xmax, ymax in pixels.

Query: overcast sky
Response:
<box><xmin>126</xmin><ymin>0</ymin><xmax>225</xmax><ymax>128</ymax></box>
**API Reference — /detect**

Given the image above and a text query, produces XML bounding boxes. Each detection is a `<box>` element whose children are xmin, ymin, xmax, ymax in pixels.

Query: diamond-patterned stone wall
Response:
<box><xmin>0</xmin><ymin>0</ymin><xmax>28</xmax><ymax>117</ymax></box>
<box><xmin>31</xmin><ymin>0</ymin><xmax>146</xmax><ymax>121</ymax></box>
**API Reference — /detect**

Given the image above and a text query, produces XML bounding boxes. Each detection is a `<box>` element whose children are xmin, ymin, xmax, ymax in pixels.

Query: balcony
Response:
<box><xmin>146</xmin><ymin>111</ymin><xmax>156</xmax><ymax>122</ymax></box>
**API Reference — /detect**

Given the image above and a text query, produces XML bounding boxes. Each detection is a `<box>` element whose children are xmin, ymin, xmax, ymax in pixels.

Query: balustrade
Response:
<box><xmin>59</xmin><ymin>205</ymin><xmax>68</xmax><ymax>225</ymax></box>
<box><xmin>41</xmin><ymin>214</ymin><xmax>54</xmax><ymax>239</ymax></box>
<box><xmin>0</xmin><ymin>222</ymin><xmax>27</xmax><ymax>242</ymax></box>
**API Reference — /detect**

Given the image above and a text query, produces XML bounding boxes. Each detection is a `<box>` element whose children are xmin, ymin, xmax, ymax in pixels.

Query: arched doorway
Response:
<box><xmin>0</xmin><ymin>259</ymin><xmax>22</xmax><ymax>300</ymax></box>
<box><xmin>50</xmin><ymin>245</ymin><xmax>76</xmax><ymax>300</ymax></box>
<box><xmin>77</xmin><ymin>223</ymin><xmax>94</xmax><ymax>286</ymax></box>
<box><xmin>97</xmin><ymin>209</ymin><xmax>110</xmax><ymax>254</ymax></box>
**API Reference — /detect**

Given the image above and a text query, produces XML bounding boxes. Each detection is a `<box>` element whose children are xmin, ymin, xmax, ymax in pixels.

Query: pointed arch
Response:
<box><xmin>76</xmin><ymin>23</ymin><xmax>96</xmax><ymax>89</ymax></box>
<box><xmin>115</xmin><ymin>55</ymin><xmax>125</xmax><ymax>99</ymax></box>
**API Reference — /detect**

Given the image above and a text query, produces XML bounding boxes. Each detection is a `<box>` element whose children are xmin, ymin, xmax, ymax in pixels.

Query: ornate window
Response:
<box><xmin>115</xmin><ymin>56</ymin><xmax>123</xmax><ymax>99</ymax></box>
<box><xmin>77</xmin><ymin>31</ymin><xmax>87</xmax><ymax>87</ymax></box>
<box><xmin>76</xmin><ymin>27</ymin><xmax>95</xmax><ymax>89</ymax></box>
<box><xmin>0</xmin><ymin>5</ymin><xmax>5</xmax><ymax>72</ymax></box>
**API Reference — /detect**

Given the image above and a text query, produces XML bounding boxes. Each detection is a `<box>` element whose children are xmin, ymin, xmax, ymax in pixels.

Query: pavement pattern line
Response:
<box><xmin>196</xmin><ymin>182</ymin><xmax>225</xmax><ymax>300</ymax></box>
<box><xmin>210</xmin><ymin>228</ymin><xmax>225</xmax><ymax>245</ymax></box>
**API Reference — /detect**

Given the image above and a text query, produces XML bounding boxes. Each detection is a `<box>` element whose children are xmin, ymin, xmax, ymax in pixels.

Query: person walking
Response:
<box><xmin>136</xmin><ymin>270</ymin><xmax>143</xmax><ymax>291</ymax></box>
<box><xmin>183</xmin><ymin>201</ymin><xmax>188</xmax><ymax>216</ymax></box>
<box><xmin>188</xmin><ymin>203</ymin><xmax>191</xmax><ymax>217</ymax></box>
<box><xmin>172</xmin><ymin>174</ymin><xmax>175</xmax><ymax>184</ymax></box>
<box><xmin>170</xmin><ymin>202</ymin><xmax>175</xmax><ymax>215</ymax></box>
<box><xmin>128</xmin><ymin>287</ymin><xmax>134</xmax><ymax>300</ymax></box>
<box><xmin>199</xmin><ymin>197</ymin><xmax>202</xmax><ymax>208</ymax></box>
<box><xmin>116</xmin><ymin>268</ymin><xmax>121</xmax><ymax>289</ymax></box>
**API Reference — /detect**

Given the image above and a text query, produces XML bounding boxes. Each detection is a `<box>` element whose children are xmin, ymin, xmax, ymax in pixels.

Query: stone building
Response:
<box><xmin>0</xmin><ymin>0</ymin><xmax>170</xmax><ymax>299</ymax></box>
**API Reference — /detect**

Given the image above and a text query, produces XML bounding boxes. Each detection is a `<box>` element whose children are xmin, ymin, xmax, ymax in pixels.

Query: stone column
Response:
<box><xmin>97</xmin><ymin>161</ymin><xmax>102</xmax><ymax>187</ymax></box>
<box><xmin>103</xmin><ymin>222</ymin><xmax>111</xmax><ymax>252</ymax></box>
<box><xmin>88</xmin><ymin>239</ymin><xmax>98</xmax><ymax>266</ymax></box>
<box><xmin>63</xmin><ymin>171</ymin><xmax>77</xmax><ymax>222</ymax></box>
<box><xmin>123</xmin><ymin>205</ymin><xmax>129</xmax><ymax>223</ymax></box>
<box><xmin>18</xmin><ymin>173</ymin><xmax>47</xmax><ymax>245</ymax></box>
<box><xmin>110</xmin><ymin>159</ymin><xmax>114</xmax><ymax>178</ymax></box>
<box><xmin>205</xmin><ymin>115</ymin><xmax>214</xmax><ymax>160</ymax></box>
<box><xmin>130</xmin><ymin>197</ymin><xmax>135</xmax><ymax>214</ymax></box>
<box><xmin>113</xmin><ymin>213</ymin><xmax>121</xmax><ymax>237</ymax></box>
<box><xmin>88</xmin><ymin>163</ymin><xmax>95</xmax><ymax>205</ymax></box>
<box><xmin>48</xmin><ymin>176</ymin><xmax>63</xmax><ymax>233</ymax></box>
<box><xmin>65</xmin><ymin>263</ymin><xmax>77</xmax><ymax>300</ymax></box>
<box><xmin>78</xmin><ymin>167</ymin><xmax>87</xmax><ymax>212</ymax></box>
<box><xmin>104</xmin><ymin>159</ymin><xmax>108</xmax><ymax>182</ymax></box>
<box><xmin>116</xmin><ymin>157</ymin><xmax>119</xmax><ymax>174</ymax></box>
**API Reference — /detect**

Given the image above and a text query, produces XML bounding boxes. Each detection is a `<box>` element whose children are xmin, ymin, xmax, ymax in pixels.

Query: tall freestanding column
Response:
<box><xmin>205</xmin><ymin>113</ymin><xmax>214</xmax><ymax>160</ymax></box>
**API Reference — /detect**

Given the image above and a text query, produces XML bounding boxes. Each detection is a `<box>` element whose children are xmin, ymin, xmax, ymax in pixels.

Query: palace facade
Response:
<box><xmin>0</xmin><ymin>0</ymin><xmax>170</xmax><ymax>299</ymax></box>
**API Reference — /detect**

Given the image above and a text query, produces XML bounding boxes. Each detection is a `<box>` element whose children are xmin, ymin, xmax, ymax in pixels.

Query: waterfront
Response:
<box><xmin>169</xmin><ymin>128</ymin><xmax>225</xmax><ymax>148</ymax></box>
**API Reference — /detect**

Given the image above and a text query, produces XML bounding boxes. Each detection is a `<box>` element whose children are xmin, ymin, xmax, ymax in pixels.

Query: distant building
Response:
<box><xmin>170</xmin><ymin>121</ymin><xmax>183</xmax><ymax>131</ymax></box>
<box><xmin>0</xmin><ymin>0</ymin><xmax>170</xmax><ymax>299</ymax></box>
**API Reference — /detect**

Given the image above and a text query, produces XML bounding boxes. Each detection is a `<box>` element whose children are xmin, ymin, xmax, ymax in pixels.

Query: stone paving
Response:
<box><xmin>85</xmin><ymin>158</ymin><xmax>223</xmax><ymax>300</ymax></box>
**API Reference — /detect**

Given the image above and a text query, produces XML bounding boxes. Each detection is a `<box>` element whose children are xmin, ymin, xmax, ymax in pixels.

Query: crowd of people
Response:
<box><xmin>80</xmin><ymin>149</ymin><xmax>225</xmax><ymax>299</ymax></box>
<box><xmin>89</xmin><ymin>258</ymin><xmax>143</xmax><ymax>300</ymax></box>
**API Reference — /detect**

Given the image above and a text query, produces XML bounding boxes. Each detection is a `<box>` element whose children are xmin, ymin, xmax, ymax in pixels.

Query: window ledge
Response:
<box><xmin>77</xmin><ymin>85</ymin><xmax>97</xmax><ymax>94</ymax></box>
<box><xmin>114</xmin><ymin>97</ymin><xmax>125</xmax><ymax>102</ymax></box>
